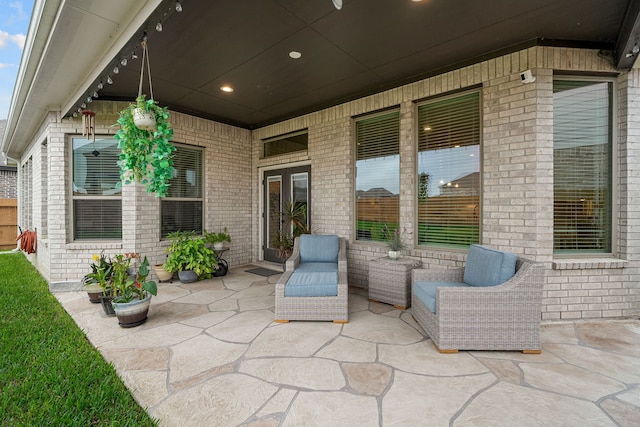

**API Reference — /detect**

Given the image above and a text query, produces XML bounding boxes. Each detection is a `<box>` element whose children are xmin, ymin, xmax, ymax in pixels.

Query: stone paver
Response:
<box><xmin>56</xmin><ymin>266</ymin><xmax>640</xmax><ymax>427</ymax></box>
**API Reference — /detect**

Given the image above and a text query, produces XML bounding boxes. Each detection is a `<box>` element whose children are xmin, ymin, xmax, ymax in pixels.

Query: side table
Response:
<box><xmin>368</xmin><ymin>256</ymin><xmax>422</xmax><ymax>309</ymax></box>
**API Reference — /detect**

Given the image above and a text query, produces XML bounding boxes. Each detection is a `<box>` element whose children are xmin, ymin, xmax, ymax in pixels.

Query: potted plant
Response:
<box><xmin>111</xmin><ymin>254</ymin><xmax>158</xmax><ymax>328</ymax></box>
<box><xmin>153</xmin><ymin>261</ymin><xmax>174</xmax><ymax>282</ymax></box>
<box><xmin>204</xmin><ymin>227</ymin><xmax>231</xmax><ymax>250</ymax></box>
<box><xmin>84</xmin><ymin>252</ymin><xmax>112</xmax><ymax>305</ymax></box>
<box><xmin>114</xmin><ymin>94</ymin><xmax>176</xmax><ymax>197</ymax></box>
<box><xmin>382</xmin><ymin>225</ymin><xmax>407</xmax><ymax>260</ymax></box>
<box><xmin>271</xmin><ymin>201</ymin><xmax>309</xmax><ymax>262</ymax></box>
<box><xmin>163</xmin><ymin>231</ymin><xmax>218</xmax><ymax>283</ymax></box>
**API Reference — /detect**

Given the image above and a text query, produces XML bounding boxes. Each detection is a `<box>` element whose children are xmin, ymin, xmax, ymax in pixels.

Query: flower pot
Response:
<box><xmin>99</xmin><ymin>294</ymin><xmax>116</xmax><ymax>316</ymax></box>
<box><xmin>154</xmin><ymin>264</ymin><xmax>173</xmax><ymax>282</ymax></box>
<box><xmin>388</xmin><ymin>250</ymin><xmax>401</xmax><ymax>260</ymax></box>
<box><xmin>133</xmin><ymin>108</ymin><xmax>156</xmax><ymax>131</ymax></box>
<box><xmin>213</xmin><ymin>242</ymin><xmax>224</xmax><ymax>250</ymax></box>
<box><xmin>213</xmin><ymin>259</ymin><xmax>228</xmax><ymax>277</ymax></box>
<box><xmin>112</xmin><ymin>294</ymin><xmax>152</xmax><ymax>328</ymax></box>
<box><xmin>84</xmin><ymin>283</ymin><xmax>103</xmax><ymax>304</ymax></box>
<box><xmin>178</xmin><ymin>269</ymin><xmax>198</xmax><ymax>283</ymax></box>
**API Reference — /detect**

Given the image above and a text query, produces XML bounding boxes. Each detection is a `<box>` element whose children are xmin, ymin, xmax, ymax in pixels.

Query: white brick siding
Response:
<box><xmin>15</xmin><ymin>46</ymin><xmax>640</xmax><ymax>320</ymax></box>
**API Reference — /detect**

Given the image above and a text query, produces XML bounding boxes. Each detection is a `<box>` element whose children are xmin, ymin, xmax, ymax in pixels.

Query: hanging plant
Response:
<box><xmin>115</xmin><ymin>95</ymin><xmax>175</xmax><ymax>197</ymax></box>
<box><xmin>114</xmin><ymin>38</ymin><xmax>176</xmax><ymax>197</ymax></box>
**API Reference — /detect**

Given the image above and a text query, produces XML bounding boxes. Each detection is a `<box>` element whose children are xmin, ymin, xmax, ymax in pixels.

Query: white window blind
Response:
<box><xmin>72</xmin><ymin>137</ymin><xmax>122</xmax><ymax>240</ymax></box>
<box><xmin>417</xmin><ymin>91</ymin><xmax>480</xmax><ymax>248</ymax></box>
<box><xmin>553</xmin><ymin>80</ymin><xmax>612</xmax><ymax>253</ymax></box>
<box><xmin>355</xmin><ymin>110</ymin><xmax>400</xmax><ymax>241</ymax></box>
<box><xmin>161</xmin><ymin>145</ymin><xmax>203</xmax><ymax>237</ymax></box>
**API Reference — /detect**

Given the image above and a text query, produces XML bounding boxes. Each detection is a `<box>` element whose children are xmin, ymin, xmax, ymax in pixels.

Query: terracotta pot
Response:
<box><xmin>154</xmin><ymin>264</ymin><xmax>173</xmax><ymax>282</ymax></box>
<box><xmin>113</xmin><ymin>294</ymin><xmax>152</xmax><ymax>328</ymax></box>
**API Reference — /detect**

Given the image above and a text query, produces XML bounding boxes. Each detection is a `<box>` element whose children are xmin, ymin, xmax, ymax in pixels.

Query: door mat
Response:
<box><xmin>246</xmin><ymin>267</ymin><xmax>281</xmax><ymax>277</ymax></box>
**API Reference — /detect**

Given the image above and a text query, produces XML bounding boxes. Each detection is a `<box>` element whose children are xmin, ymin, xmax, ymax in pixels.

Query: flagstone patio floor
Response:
<box><xmin>55</xmin><ymin>265</ymin><xmax>640</xmax><ymax>427</ymax></box>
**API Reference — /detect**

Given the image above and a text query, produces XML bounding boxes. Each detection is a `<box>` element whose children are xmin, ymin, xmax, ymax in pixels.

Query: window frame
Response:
<box><xmin>262</xmin><ymin>129</ymin><xmax>309</xmax><ymax>158</ymax></box>
<box><xmin>160</xmin><ymin>143</ymin><xmax>205</xmax><ymax>238</ymax></box>
<box><xmin>414</xmin><ymin>88</ymin><xmax>482</xmax><ymax>249</ymax></box>
<box><xmin>69</xmin><ymin>135</ymin><xmax>123</xmax><ymax>241</ymax></box>
<box><xmin>354</xmin><ymin>108</ymin><xmax>401</xmax><ymax>243</ymax></box>
<box><xmin>552</xmin><ymin>76</ymin><xmax>617</xmax><ymax>256</ymax></box>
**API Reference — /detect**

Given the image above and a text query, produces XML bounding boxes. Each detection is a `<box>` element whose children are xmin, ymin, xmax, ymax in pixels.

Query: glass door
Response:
<box><xmin>263</xmin><ymin>166</ymin><xmax>310</xmax><ymax>263</ymax></box>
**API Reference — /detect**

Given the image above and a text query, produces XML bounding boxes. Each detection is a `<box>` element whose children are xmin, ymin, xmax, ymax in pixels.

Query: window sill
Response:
<box><xmin>551</xmin><ymin>258</ymin><xmax>627</xmax><ymax>270</ymax></box>
<box><xmin>66</xmin><ymin>242</ymin><xmax>122</xmax><ymax>251</ymax></box>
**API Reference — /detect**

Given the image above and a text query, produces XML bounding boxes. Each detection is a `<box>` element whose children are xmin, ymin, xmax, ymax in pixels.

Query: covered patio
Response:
<box><xmin>55</xmin><ymin>266</ymin><xmax>640</xmax><ymax>426</ymax></box>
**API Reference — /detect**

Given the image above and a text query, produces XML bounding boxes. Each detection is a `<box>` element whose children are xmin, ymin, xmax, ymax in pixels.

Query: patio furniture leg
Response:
<box><xmin>274</xmin><ymin>319</ymin><xmax>290</xmax><ymax>323</ymax></box>
<box><xmin>333</xmin><ymin>320</ymin><xmax>348</xmax><ymax>324</ymax></box>
<box><xmin>433</xmin><ymin>341</ymin><xmax>458</xmax><ymax>353</ymax></box>
<box><xmin>522</xmin><ymin>349</ymin><xmax>542</xmax><ymax>354</ymax></box>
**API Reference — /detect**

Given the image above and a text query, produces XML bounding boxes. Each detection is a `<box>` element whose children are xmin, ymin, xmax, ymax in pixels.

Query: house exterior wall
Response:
<box><xmin>252</xmin><ymin>46</ymin><xmax>640</xmax><ymax>321</ymax></box>
<box><xmin>12</xmin><ymin>45</ymin><xmax>640</xmax><ymax>320</ymax></box>
<box><xmin>16</xmin><ymin>102</ymin><xmax>252</xmax><ymax>284</ymax></box>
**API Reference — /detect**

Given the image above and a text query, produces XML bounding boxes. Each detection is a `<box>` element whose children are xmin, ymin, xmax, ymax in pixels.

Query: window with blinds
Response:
<box><xmin>553</xmin><ymin>79</ymin><xmax>612</xmax><ymax>253</ymax></box>
<box><xmin>416</xmin><ymin>91</ymin><xmax>480</xmax><ymax>248</ymax></box>
<box><xmin>72</xmin><ymin>137</ymin><xmax>122</xmax><ymax>240</ymax></box>
<box><xmin>161</xmin><ymin>144</ymin><xmax>203</xmax><ymax>237</ymax></box>
<box><xmin>355</xmin><ymin>110</ymin><xmax>400</xmax><ymax>241</ymax></box>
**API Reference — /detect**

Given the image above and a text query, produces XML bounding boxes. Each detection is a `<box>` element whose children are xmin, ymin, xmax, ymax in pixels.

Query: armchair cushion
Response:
<box><xmin>284</xmin><ymin>271</ymin><xmax>339</xmax><ymax>297</ymax></box>
<box><xmin>299</xmin><ymin>234</ymin><xmax>339</xmax><ymax>263</ymax></box>
<box><xmin>295</xmin><ymin>262</ymin><xmax>338</xmax><ymax>273</ymax></box>
<box><xmin>463</xmin><ymin>244</ymin><xmax>517</xmax><ymax>287</ymax></box>
<box><xmin>413</xmin><ymin>281</ymin><xmax>468</xmax><ymax>313</ymax></box>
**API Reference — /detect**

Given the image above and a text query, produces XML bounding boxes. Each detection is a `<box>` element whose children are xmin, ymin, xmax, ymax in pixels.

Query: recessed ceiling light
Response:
<box><xmin>220</xmin><ymin>85</ymin><xmax>234</xmax><ymax>93</ymax></box>
<box><xmin>289</xmin><ymin>51</ymin><xmax>302</xmax><ymax>59</ymax></box>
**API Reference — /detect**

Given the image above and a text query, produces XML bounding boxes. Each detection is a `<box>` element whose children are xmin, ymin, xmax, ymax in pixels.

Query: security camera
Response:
<box><xmin>520</xmin><ymin>69</ymin><xmax>536</xmax><ymax>84</ymax></box>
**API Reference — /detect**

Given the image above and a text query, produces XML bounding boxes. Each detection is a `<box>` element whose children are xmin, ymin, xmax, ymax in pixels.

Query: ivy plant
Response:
<box><xmin>114</xmin><ymin>95</ymin><xmax>176</xmax><ymax>197</ymax></box>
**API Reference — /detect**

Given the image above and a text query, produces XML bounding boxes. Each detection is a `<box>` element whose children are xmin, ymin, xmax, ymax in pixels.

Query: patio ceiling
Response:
<box><xmin>67</xmin><ymin>0</ymin><xmax>640</xmax><ymax>129</ymax></box>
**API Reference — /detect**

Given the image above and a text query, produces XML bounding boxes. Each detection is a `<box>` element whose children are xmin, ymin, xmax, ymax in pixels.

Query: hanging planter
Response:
<box><xmin>114</xmin><ymin>38</ymin><xmax>175</xmax><ymax>197</ymax></box>
<box><xmin>132</xmin><ymin>107</ymin><xmax>156</xmax><ymax>130</ymax></box>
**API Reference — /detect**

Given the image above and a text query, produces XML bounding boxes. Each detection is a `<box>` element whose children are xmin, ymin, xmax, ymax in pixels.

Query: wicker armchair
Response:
<box><xmin>412</xmin><ymin>253</ymin><xmax>545</xmax><ymax>353</ymax></box>
<box><xmin>275</xmin><ymin>235</ymin><xmax>348</xmax><ymax>323</ymax></box>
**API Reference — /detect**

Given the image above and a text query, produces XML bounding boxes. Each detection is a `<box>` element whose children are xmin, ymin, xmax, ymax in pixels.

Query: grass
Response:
<box><xmin>0</xmin><ymin>252</ymin><xmax>157</xmax><ymax>426</ymax></box>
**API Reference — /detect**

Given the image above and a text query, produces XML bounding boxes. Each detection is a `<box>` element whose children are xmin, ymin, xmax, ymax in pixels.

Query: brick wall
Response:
<box><xmin>19</xmin><ymin>102</ymin><xmax>252</xmax><ymax>283</ymax></box>
<box><xmin>0</xmin><ymin>166</ymin><xmax>17</xmax><ymax>198</ymax></box>
<box><xmin>13</xmin><ymin>45</ymin><xmax>640</xmax><ymax>320</ymax></box>
<box><xmin>252</xmin><ymin>46</ymin><xmax>640</xmax><ymax>320</ymax></box>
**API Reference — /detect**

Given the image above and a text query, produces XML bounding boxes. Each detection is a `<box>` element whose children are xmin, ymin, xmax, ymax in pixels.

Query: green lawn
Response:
<box><xmin>0</xmin><ymin>252</ymin><xmax>157</xmax><ymax>426</ymax></box>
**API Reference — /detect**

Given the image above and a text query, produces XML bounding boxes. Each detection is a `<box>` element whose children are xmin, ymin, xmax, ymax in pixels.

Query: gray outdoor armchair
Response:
<box><xmin>275</xmin><ymin>234</ymin><xmax>348</xmax><ymax>323</ymax></box>
<box><xmin>411</xmin><ymin>245</ymin><xmax>545</xmax><ymax>353</ymax></box>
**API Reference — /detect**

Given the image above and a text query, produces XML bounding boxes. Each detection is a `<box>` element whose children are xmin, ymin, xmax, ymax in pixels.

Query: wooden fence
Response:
<box><xmin>0</xmin><ymin>198</ymin><xmax>18</xmax><ymax>250</ymax></box>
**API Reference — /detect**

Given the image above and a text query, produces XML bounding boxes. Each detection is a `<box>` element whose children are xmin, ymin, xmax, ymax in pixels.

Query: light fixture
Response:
<box><xmin>220</xmin><ymin>85</ymin><xmax>234</xmax><ymax>93</ymax></box>
<box><xmin>86</xmin><ymin>96</ymin><xmax>92</xmax><ymax>103</ymax></box>
<box><xmin>633</xmin><ymin>44</ymin><xmax>640</xmax><ymax>54</ymax></box>
<box><xmin>113</xmin><ymin>66</ymin><xmax>119</xmax><ymax>74</ymax></box>
<box><xmin>156</xmin><ymin>21</ymin><xmax>163</xmax><ymax>32</ymax></box>
<box><xmin>81</xmin><ymin>102</ymin><xmax>87</xmax><ymax>108</ymax></box>
<box><xmin>289</xmin><ymin>51</ymin><xmax>302</xmax><ymax>59</ymax></box>
<box><xmin>97</xmin><ymin>82</ymin><xmax>103</xmax><ymax>89</ymax></box>
<box><xmin>175</xmin><ymin>1</ymin><xmax>183</xmax><ymax>12</ymax></box>
<box><xmin>107</xmin><ymin>76</ymin><xmax>113</xmax><ymax>84</ymax></box>
<box><xmin>93</xmin><ymin>91</ymin><xmax>99</xmax><ymax>98</ymax></box>
<box><xmin>131</xmin><ymin>50</ymin><xmax>138</xmax><ymax>59</ymax></box>
<box><xmin>332</xmin><ymin>0</ymin><xmax>342</xmax><ymax>10</ymax></box>
<box><xmin>120</xmin><ymin>57</ymin><xmax>128</xmax><ymax>66</ymax></box>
